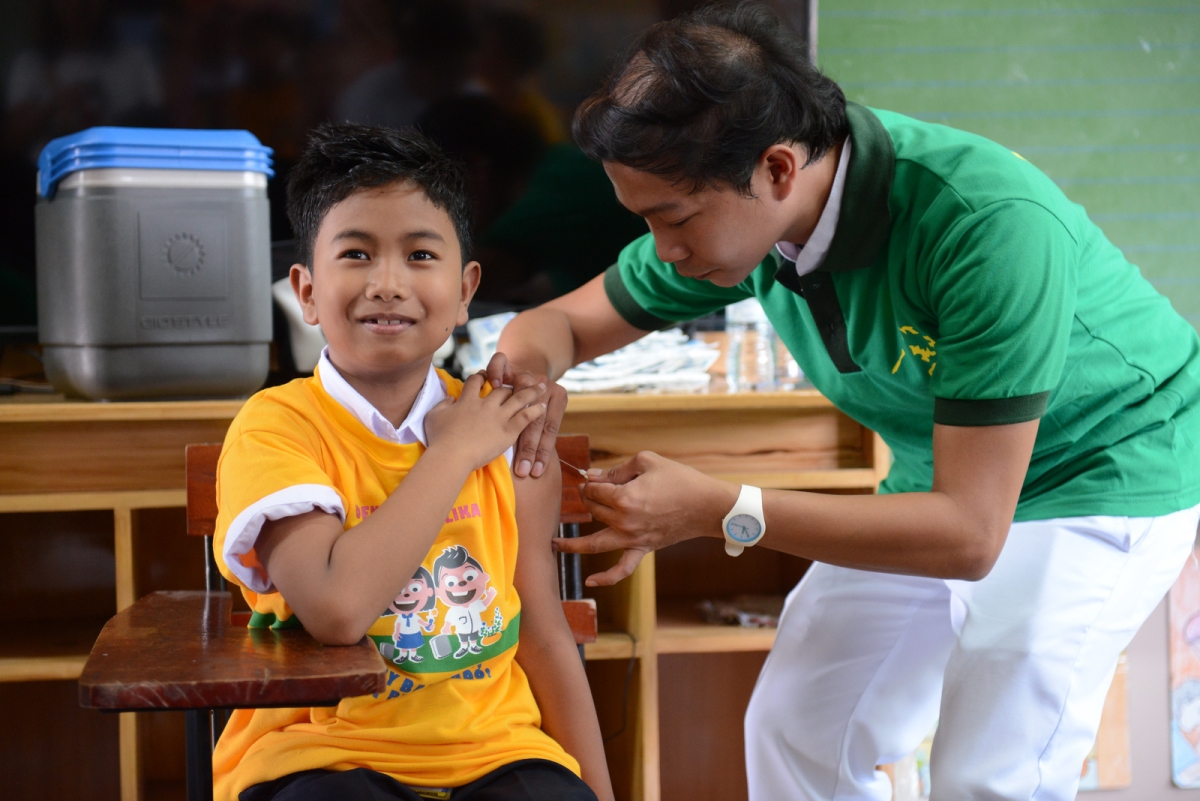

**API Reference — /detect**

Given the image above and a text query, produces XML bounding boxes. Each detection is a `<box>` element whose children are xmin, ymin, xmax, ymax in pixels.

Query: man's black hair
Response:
<box><xmin>572</xmin><ymin>2</ymin><xmax>848</xmax><ymax>195</ymax></box>
<box><xmin>285</xmin><ymin>122</ymin><xmax>472</xmax><ymax>267</ymax></box>
<box><xmin>432</xmin><ymin>545</ymin><xmax>484</xmax><ymax>586</ymax></box>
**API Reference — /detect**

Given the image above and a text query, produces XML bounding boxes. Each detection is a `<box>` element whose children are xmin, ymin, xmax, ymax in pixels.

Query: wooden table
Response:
<box><xmin>78</xmin><ymin>591</ymin><xmax>385</xmax><ymax>711</ymax></box>
<box><xmin>0</xmin><ymin>389</ymin><xmax>888</xmax><ymax>801</ymax></box>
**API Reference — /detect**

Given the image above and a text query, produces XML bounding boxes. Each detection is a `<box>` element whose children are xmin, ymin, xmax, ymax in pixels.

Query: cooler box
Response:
<box><xmin>35</xmin><ymin>127</ymin><xmax>274</xmax><ymax>400</ymax></box>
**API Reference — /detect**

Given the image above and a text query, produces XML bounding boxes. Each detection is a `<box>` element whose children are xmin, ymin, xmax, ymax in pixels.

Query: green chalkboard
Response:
<box><xmin>820</xmin><ymin>1</ymin><xmax>1200</xmax><ymax>329</ymax></box>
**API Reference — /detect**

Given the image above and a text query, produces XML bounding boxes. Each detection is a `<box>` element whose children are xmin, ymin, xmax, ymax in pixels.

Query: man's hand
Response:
<box><xmin>557</xmin><ymin>451</ymin><xmax>740</xmax><ymax>586</ymax></box>
<box><xmin>491</xmin><ymin>275</ymin><xmax>648</xmax><ymax>478</ymax></box>
<box><xmin>557</xmin><ymin>421</ymin><xmax>1040</xmax><ymax>586</ymax></box>
<box><xmin>484</xmin><ymin>352</ymin><xmax>568</xmax><ymax>479</ymax></box>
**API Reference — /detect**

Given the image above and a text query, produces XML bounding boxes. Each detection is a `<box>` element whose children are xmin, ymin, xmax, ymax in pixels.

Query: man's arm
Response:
<box><xmin>511</xmin><ymin>466</ymin><xmax>615</xmax><ymax>801</ymax></box>
<box><xmin>569</xmin><ymin>420</ymin><xmax>1039</xmax><ymax>585</ymax></box>
<box><xmin>499</xmin><ymin>274</ymin><xmax>647</xmax><ymax>380</ymax></box>
<box><xmin>492</xmin><ymin>274</ymin><xmax>647</xmax><ymax>478</ymax></box>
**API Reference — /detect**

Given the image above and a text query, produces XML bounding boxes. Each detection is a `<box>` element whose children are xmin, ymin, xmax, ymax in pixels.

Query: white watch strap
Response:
<box><xmin>722</xmin><ymin>484</ymin><xmax>766</xmax><ymax>557</ymax></box>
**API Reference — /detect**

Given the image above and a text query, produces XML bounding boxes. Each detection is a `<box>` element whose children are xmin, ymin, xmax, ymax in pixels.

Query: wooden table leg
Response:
<box><xmin>115</xmin><ymin>507</ymin><xmax>142</xmax><ymax>801</ymax></box>
<box><xmin>119</xmin><ymin>712</ymin><xmax>142</xmax><ymax>801</ymax></box>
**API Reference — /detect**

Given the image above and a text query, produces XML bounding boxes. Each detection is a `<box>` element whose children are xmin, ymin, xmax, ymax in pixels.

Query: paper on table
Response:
<box><xmin>558</xmin><ymin>329</ymin><xmax>719</xmax><ymax>393</ymax></box>
<box><xmin>456</xmin><ymin>312</ymin><xmax>719</xmax><ymax>393</ymax></box>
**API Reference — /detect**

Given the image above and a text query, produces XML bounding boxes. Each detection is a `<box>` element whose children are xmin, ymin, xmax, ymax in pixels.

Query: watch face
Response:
<box><xmin>725</xmin><ymin>513</ymin><xmax>762</xmax><ymax>543</ymax></box>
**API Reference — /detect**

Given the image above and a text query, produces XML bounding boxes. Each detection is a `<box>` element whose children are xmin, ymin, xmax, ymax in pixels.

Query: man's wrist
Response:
<box><xmin>706</xmin><ymin>478</ymin><xmax>742</xmax><ymax>538</ymax></box>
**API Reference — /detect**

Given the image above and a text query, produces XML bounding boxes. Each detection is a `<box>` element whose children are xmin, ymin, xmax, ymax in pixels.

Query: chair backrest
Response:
<box><xmin>186</xmin><ymin>443</ymin><xmax>221</xmax><ymax>537</ymax></box>
<box><xmin>184</xmin><ymin>435</ymin><xmax>592</xmax><ymax>536</ymax></box>
<box><xmin>555</xmin><ymin>435</ymin><xmax>591</xmax><ymax>524</ymax></box>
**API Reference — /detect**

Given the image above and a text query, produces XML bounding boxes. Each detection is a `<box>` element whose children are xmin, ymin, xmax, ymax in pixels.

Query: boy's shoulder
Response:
<box><xmin>224</xmin><ymin>368</ymin><xmax>467</xmax><ymax>456</ymax></box>
<box><xmin>225</xmin><ymin>376</ymin><xmax>330</xmax><ymax>448</ymax></box>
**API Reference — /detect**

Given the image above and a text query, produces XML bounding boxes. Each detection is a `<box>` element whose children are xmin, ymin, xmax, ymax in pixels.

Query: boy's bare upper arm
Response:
<box><xmin>256</xmin><ymin>509</ymin><xmax>345</xmax><ymax>610</ymax></box>
<box><xmin>512</xmin><ymin>467</ymin><xmax>564</xmax><ymax>613</ymax></box>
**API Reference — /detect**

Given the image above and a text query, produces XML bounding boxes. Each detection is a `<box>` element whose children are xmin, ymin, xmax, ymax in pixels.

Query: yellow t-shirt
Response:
<box><xmin>210</xmin><ymin>370</ymin><xmax>576</xmax><ymax>801</ymax></box>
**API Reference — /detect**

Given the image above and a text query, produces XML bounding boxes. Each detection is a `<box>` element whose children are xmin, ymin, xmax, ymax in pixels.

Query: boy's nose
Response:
<box><xmin>366</xmin><ymin>261</ymin><xmax>412</xmax><ymax>300</ymax></box>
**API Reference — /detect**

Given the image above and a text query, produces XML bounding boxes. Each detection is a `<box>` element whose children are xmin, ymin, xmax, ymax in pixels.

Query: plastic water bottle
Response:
<box><xmin>726</xmin><ymin>298</ymin><xmax>776</xmax><ymax>392</ymax></box>
<box><xmin>777</xmin><ymin>338</ymin><xmax>804</xmax><ymax>389</ymax></box>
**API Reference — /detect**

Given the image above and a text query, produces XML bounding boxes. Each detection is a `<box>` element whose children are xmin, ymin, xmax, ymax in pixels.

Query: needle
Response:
<box><xmin>559</xmin><ymin>458</ymin><xmax>589</xmax><ymax>478</ymax></box>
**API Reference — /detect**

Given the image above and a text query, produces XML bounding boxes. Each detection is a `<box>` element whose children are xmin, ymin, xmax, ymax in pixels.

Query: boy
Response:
<box><xmin>210</xmin><ymin>123</ymin><xmax>613</xmax><ymax>801</ymax></box>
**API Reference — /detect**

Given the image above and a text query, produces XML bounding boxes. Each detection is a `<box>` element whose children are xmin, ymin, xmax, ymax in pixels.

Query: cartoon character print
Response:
<box><xmin>433</xmin><ymin>545</ymin><xmax>498</xmax><ymax>660</ymax></box>
<box><xmin>380</xmin><ymin>566</ymin><xmax>437</xmax><ymax>665</ymax></box>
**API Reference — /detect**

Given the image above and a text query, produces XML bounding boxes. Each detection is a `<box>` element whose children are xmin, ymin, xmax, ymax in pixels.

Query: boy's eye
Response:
<box><xmin>409</xmin><ymin>250</ymin><xmax>436</xmax><ymax>262</ymax></box>
<box><xmin>463</xmin><ymin>570</ymin><xmax>478</xmax><ymax>583</ymax></box>
<box><xmin>340</xmin><ymin>249</ymin><xmax>370</xmax><ymax>260</ymax></box>
<box><xmin>408</xmin><ymin>582</ymin><xmax>422</xmax><ymax>594</ymax></box>
<box><xmin>445</xmin><ymin>577</ymin><xmax>457</xmax><ymax>588</ymax></box>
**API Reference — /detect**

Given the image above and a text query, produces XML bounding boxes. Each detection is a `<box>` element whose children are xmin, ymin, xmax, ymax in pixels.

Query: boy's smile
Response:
<box><xmin>290</xmin><ymin>181</ymin><xmax>480</xmax><ymax>423</ymax></box>
<box><xmin>359</xmin><ymin>312</ymin><xmax>416</xmax><ymax>335</ymax></box>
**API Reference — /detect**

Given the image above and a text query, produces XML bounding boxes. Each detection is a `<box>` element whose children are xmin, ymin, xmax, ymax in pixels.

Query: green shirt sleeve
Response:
<box><xmin>926</xmin><ymin>199</ymin><xmax>1078</xmax><ymax>426</ymax></box>
<box><xmin>606</xmin><ymin>233</ymin><xmax>754</xmax><ymax>331</ymax></box>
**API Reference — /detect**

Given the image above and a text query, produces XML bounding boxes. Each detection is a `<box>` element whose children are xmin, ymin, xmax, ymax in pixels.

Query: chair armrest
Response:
<box><xmin>79</xmin><ymin>591</ymin><xmax>386</xmax><ymax>711</ymax></box>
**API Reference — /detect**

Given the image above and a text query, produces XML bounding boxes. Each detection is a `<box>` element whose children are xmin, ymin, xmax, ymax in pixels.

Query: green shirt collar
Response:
<box><xmin>820</xmin><ymin>102</ymin><xmax>895</xmax><ymax>273</ymax></box>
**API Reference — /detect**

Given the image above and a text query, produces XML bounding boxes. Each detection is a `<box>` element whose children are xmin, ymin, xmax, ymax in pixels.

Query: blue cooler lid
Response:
<box><xmin>38</xmin><ymin>127</ymin><xmax>274</xmax><ymax>199</ymax></box>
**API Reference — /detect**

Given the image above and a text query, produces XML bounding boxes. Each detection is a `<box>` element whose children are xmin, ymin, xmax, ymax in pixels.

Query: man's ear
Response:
<box><xmin>290</xmin><ymin>263</ymin><xmax>319</xmax><ymax>325</ymax></box>
<box><xmin>759</xmin><ymin>143</ymin><xmax>805</xmax><ymax>202</ymax></box>
<box><xmin>456</xmin><ymin>260</ymin><xmax>482</xmax><ymax>327</ymax></box>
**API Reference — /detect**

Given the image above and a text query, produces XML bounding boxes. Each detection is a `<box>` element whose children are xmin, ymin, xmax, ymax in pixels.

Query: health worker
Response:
<box><xmin>487</xmin><ymin>6</ymin><xmax>1200</xmax><ymax>801</ymax></box>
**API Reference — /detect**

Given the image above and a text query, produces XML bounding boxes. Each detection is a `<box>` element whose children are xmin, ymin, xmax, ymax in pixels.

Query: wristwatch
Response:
<box><xmin>722</xmin><ymin>485</ymin><xmax>766</xmax><ymax>556</ymax></box>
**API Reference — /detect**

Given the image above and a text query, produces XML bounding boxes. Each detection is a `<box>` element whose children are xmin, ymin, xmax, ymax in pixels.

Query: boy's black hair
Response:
<box><xmin>432</xmin><ymin>545</ymin><xmax>484</xmax><ymax>586</ymax></box>
<box><xmin>572</xmin><ymin>2</ymin><xmax>848</xmax><ymax>195</ymax></box>
<box><xmin>286</xmin><ymin>122</ymin><xmax>473</xmax><ymax>267</ymax></box>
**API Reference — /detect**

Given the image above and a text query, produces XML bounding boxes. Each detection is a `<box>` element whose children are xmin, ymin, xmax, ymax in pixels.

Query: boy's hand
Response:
<box><xmin>425</xmin><ymin>373</ymin><xmax>548</xmax><ymax>473</ymax></box>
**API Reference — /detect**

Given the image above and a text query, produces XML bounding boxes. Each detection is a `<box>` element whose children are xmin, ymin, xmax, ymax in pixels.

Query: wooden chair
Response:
<box><xmin>79</xmin><ymin>435</ymin><xmax>595</xmax><ymax>801</ymax></box>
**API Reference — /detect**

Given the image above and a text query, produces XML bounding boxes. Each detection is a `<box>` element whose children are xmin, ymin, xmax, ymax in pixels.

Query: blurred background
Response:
<box><xmin>0</xmin><ymin>0</ymin><xmax>1196</xmax><ymax>346</ymax></box>
<box><xmin>0</xmin><ymin>0</ymin><xmax>811</xmax><ymax>343</ymax></box>
<box><xmin>0</xmin><ymin>4</ymin><xmax>1197</xmax><ymax>799</ymax></box>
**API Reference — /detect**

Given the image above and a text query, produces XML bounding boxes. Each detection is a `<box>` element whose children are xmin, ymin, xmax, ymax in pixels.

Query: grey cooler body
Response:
<box><xmin>36</xmin><ymin>170</ymin><xmax>272</xmax><ymax>400</ymax></box>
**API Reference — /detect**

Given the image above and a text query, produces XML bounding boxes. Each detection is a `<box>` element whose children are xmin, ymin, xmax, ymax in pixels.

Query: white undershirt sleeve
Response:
<box><xmin>222</xmin><ymin>484</ymin><xmax>345</xmax><ymax>593</ymax></box>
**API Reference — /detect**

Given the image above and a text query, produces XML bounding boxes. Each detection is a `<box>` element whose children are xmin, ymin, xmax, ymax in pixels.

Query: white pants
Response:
<box><xmin>745</xmin><ymin>505</ymin><xmax>1200</xmax><ymax>801</ymax></box>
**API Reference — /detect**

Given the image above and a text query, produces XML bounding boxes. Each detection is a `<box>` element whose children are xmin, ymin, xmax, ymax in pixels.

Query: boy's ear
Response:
<box><xmin>290</xmin><ymin>263</ymin><xmax>319</xmax><ymax>325</ymax></box>
<box><xmin>456</xmin><ymin>260</ymin><xmax>482</xmax><ymax>327</ymax></box>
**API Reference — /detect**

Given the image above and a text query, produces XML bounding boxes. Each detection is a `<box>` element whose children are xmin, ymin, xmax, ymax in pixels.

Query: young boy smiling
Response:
<box><xmin>210</xmin><ymin>124</ymin><xmax>612</xmax><ymax>801</ymax></box>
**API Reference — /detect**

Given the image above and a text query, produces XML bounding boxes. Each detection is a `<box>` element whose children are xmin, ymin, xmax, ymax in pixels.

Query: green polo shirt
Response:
<box><xmin>604</xmin><ymin>103</ymin><xmax>1200</xmax><ymax>521</ymax></box>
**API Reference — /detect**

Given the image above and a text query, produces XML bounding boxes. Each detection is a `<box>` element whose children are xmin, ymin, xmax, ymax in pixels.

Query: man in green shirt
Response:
<box><xmin>489</xmin><ymin>5</ymin><xmax>1200</xmax><ymax>800</ymax></box>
